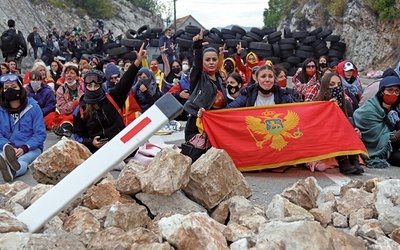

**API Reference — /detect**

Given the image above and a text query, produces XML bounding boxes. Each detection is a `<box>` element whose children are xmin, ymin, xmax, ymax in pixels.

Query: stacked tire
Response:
<box><xmin>172</xmin><ymin>25</ymin><xmax>346</xmax><ymax>76</ymax></box>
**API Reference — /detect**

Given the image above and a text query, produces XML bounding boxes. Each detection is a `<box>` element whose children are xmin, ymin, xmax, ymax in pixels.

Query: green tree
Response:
<box><xmin>372</xmin><ymin>0</ymin><xmax>400</xmax><ymax>21</ymax></box>
<box><xmin>263</xmin><ymin>0</ymin><xmax>296</xmax><ymax>27</ymax></box>
<box><xmin>70</xmin><ymin>0</ymin><xmax>115</xmax><ymax>19</ymax></box>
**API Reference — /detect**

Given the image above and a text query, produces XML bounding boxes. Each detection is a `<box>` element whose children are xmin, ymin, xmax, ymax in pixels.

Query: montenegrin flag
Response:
<box><xmin>201</xmin><ymin>101</ymin><xmax>368</xmax><ymax>172</ymax></box>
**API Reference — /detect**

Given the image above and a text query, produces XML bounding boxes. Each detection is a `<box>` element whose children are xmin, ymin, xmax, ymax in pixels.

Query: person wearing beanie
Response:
<box><xmin>0</xmin><ymin>20</ymin><xmax>28</xmax><ymax>68</ymax></box>
<box><xmin>73</xmin><ymin>44</ymin><xmax>146</xmax><ymax>154</ymax></box>
<box><xmin>354</xmin><ymin>75</ymin><xmax>400</xmax><ymax>168</ymax></box>
<box><xmin>0</xmin><ymin>73</ymin><xmax>46</xmax><ymax>182</ymax></box>
<box><xmin>133</xmin><ymin>67</ymin><xmax>163</xmax><ymax>113</ymax></box>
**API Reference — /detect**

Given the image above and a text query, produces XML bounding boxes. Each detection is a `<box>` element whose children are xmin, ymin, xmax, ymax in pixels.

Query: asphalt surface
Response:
<box><xmin>1</xmin><ymin>77</ymin><xmax>400</xmax><ymax>207</ymax></box>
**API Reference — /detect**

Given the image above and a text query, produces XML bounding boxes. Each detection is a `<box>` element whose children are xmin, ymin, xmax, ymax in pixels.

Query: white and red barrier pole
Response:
<box><xmin>17</xmin><ymin>93</ymin><xmax>183</xmax><ymax>232</ymax></box>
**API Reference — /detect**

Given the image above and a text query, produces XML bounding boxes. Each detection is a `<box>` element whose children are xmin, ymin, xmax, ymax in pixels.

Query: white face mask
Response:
<box><xmin>182</xmin><ymin>64</ymin><xmax>189</xmax><ymax>72</ymax></box>
<box><xmin>66</xmin><ymin>80</ymin><xmax>76</xmax><ymax>87</ymax></box>
<box><xmin>166</xmin><ymin>35</ymin><xmax>171</xmax><ymax>39</ymax></box>
<box><xmin>30</xmin><ymin>80</ymin><xmax>41</xmax><ymax>92</ymax></box>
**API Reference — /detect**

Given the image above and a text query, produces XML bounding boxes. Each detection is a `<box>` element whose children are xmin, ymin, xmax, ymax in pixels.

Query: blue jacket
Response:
<box><xmin>0</xmin><ymin>97</ymin><xmax>46</xmax><ymax>151</ymax></box>
<box><xmin>227</xmin><ymin>84</ymin><xmax>294</xmax><ymax>108</ymax></box>
<box><xmin>26</xmin><ymin>84</ymin><xmax>56</xmax><ymax>117</ymax></box>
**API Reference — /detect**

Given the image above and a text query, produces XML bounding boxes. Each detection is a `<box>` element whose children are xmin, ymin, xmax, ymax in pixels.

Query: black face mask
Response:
<box><xmin>227</xmin><ymin>85</ymin><xmax>240</xmax><ymax>95</ymax></box>
<box><xmin>3</xmin><ymin>88</ymin><xmax>21</xmax><ymax>101</ymax></box>
<box><xmin>172</xmin><ymin>67</ymin><xmax>181</xmax><ymax>74</ymax></box>
<box><xmin>330</xmin><ymin>86</ymin><xmax>343</xmax><ymax>107</ymax></box>
<box><xmin>257</xmin><ymin>85</ymin><xmax>274</xmax><ymax>95</ymax></box>
<box><xmin>319</xmin><ymin>63</ymin><xmax>327</xmax><ymax>69</ymax></box>
<box><xmin>83</xmin><ymin>87</ymin><xmax>105</xmax><ymax>104</ymax></box>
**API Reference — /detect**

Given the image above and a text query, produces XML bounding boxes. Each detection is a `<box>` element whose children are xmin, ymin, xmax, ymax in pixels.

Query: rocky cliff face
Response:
<box><xmin>0</xmin><ymin>0</ymin><xmax>163</xmax><ymax>42</ymax></box>
<box><xmin>278</xmin><ymin>0</ymin><xmax>400</xmax><ymax>72</ymax></box>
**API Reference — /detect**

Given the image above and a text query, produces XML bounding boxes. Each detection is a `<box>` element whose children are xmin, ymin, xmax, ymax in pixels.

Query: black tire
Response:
<box><xmin>292</xmin><ymin>31</ymin><xmax>309</xmax><ymax>40</ymax></box>
<box><xmin>278</xmin><ymin>62</ymin><xmax>292</xmax><ymax>70</ymax></box>
<box><xmin>272</xmin><ymin>43</ymin><xmax>281</xmax><ymax>57</ymax></box>
<box><xmin>266</xmin><ymin>56</ymin><xmax>281</xmax><ymax>64</ymax></box>
<box><xmin>297</xmin><ymin>45</ymin><xmax>313</xmax><ymax>52</ymax></box>
<box><xmin>173</xmin><ymin>29</ymin><xmax>185</xmax><ymax>39</ymax></box>
<box><xmin>235</xmin><ymin>33</ymin><xmax>243</xmax><ymax>39</ymax></box>
<box><xmin>136</xmin><ymin>25</ymin><xmax>151</xmax><ymax>39</ymax></box>
<box><xmin>301</xmin><ymin>36</ymin><xmax>317</xmax><ymax>44</ymax></box>
<box><xmin>309</xmin><ymin>27</ymin><xmax>323</xmax><ymax>36</ymax></box>
<box><xmin>149</xmin><ymin>38</ymin><xmax>159</xmax><ymax>47</ymax></box>
<box><xmin>248</xmin><ymin>49</ymin><xmax>273</xmax><ymax>58</ymax></box>
<box><xmin>288</xmin><ymin>67</ymin><xmax>298</xmax><ymax>76</ymax></box>
<box><xmin>209</xmin><ymin>32</ymin><xmax>223</xmax><ymax>44</ymax></box>
<box><xmin>295</xmin><ymin>50</ymin><xmax>314</xmax><ymax>59</ymax></box>
<box><xmin>330</xmin><ymin>41</ymin><xmax>346</xmax><ymax>52</ymax></box>
<box><xmin>151</xmin><ymin>28</ymin><xmax>163</xmax><ymax>33</ymax></box>
<box><xmin>175</xmin><ymin>37</ymin><xmax>193</xmax><ymax>48</ymax></box>
<box><xmin>313</xmin><ymin>41</ymin><xmax>327</xmax><ymax>51</ymax></box>
<box><xmin>327</xmin><ymin>49</ymin><xmax>344</xmax><ymax>58</ymax></box>
<box><xmin>221</xmin><ymin>33</ymin><xmax>236</xmax><ymax>40</ymax></box>
<box><xmin>324</xmin><ymin>35</ymin><xmax>341</xmax><ymax>42</ymax></box>
<box><xmin>203</xmin><ymin>36</ymin><xmax>215</xmax><ymax>44</ymax></box>
<box><xmin>286</xmin><ymin>56</ymin><xmax>301</xmax><ymax>65</ymax></box>
<box><xmin>250</xmin><ymin>27</ymin><xmax>265</xmax><ymax>37</ymax></box>
<box><xmin>316</xmin><ymin>29</ymin><xmax>332</xmax><ymax>39</ymax></box>
<box><xmin>184</xmin><ymin>32</ymin><xmax>197</xmax><ymax>39</ymax></box>
<box><xmin>179</xmin><ymin>34</ymin><xmax>193</xmax><ymax>40</ymax></box>
<box><xmin>121</xmin><ymin>51</ymin><xmax>137</xmax><ymax>61</ymax></box>
<box><xmin>108</xmin><ymin>46</ymin><xmax>132</xmax><ymax>56</ymax></box>
<box><xmin>125</xmin><ymin>29</ymin><xmax>137</xmax><ymax>39</ymax></box>
<box><xmin>284</xmin><ymin>27</ymin><xmax>292</xmax><ymax>38</ymax></box>
<box><xmin>263</xmin><ymin>27</ymin><xmax>277</xmax><ymax>35</ymax></box>
<box><xmin>279</xmin><ymin>38</ymin><xmax>297</xmax><ymax>45</ymax></box>
<box><xmin>279</xmin><ymin>44</ymin><xmax>295</xmax><ymax>50</ymax></box>
<box><xmin>268</xmin><ymin>31</ymin><xmax>282</xmax><ymax>40</ymax></box>
<box><xmin>314</xmin><ymin>47</ymin><xmax>329</xmax><ymax>57</ymax></box>
<box><xmin>246</xmin><ymin>31</ymin><xmax>263</xmax><ymax>42</ymax></box>
<box><xmin>242</xmin><ymin>36</ymin><xmax>254</xmax><ymax>43</ymax></box>
<box><xmin>121</xmin><ymin>38</ymin><xmax>145</xmax><ymax>49</ymax></box>
<box><xmin>232</xmin><ymin>25</ymin><xmax>246</xmax><ymax>36</ymax></box>
<box><xmin>203</xmin><ymin>29</ymin><xmax>210</xmax><ymax>36</ymax></box>
<box><xmin>221</xmin><ymin>28</ymin><xmax>236</xmax><ymax>35</ymax></box>
<box><xmin>225</xmin><ymin>39</ymin><xmax>247</xmax><ymax>48</ymax></box>
<box><xmin>280</xmin><ymin>50</ymin><xmax>294</xmax><ymax>58</ymax></box>
<box><xmin>248</xmin><ymin>41</ymin><xmax>271</xmax><ymax>50</ymax></box>
<box><xmin>185</xmin><ymin>25</ymin><xmax>201</xmax><ymax>34</ymax></box>
<box><xmin>268</xmin><ymin>36</ymin><xmax>281</xmax><ymax>44</ymax></box>
<box><xmin>204</xmin><ymin>43</ymin><xmax>220</xmax><ymax>51</ymax></box>
<box><xmin>106</xmin><ymin>42</ymin><xmax>121</xmax><ymax>49</ymax></box>
<box><xmin>210</xmin><ymin>28</ymin><xmax>223</xmax><ymax>38</ymax></box>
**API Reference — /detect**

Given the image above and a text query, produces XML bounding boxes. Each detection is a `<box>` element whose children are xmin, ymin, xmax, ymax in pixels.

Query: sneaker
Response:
<box><xmin>3</xmin><ymin>144</ymin><xmax>20</xmax><ymax>171</ymax></box>
<box><xmin>52</xmin><ymin>126</ymin><xmax>72</xmax><ymax>137</ymax></box>
<box><xmin>0</xmin><ymin>154</ymin><xmax>13</xmax><ymax>182</ymax></box>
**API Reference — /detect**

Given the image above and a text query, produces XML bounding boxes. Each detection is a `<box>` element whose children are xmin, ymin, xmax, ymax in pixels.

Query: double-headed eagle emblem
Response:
<box><xmin>245</xmin><ymin>109</ymin><xmax>303</xmax><ymax>151</ymax></box>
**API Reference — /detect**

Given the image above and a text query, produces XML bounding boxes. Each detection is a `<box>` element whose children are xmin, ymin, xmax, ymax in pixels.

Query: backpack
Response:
<box><xmin>0</xmin><ymin>29</ymin><xmax>19</xmax><ymax>54</ymax></box>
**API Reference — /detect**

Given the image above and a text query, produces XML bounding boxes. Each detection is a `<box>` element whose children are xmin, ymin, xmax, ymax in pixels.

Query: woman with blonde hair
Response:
<box><xmin>23</xmin><ymin>60</ymin><xmax>55</xmax><ymax>90</ymax></box>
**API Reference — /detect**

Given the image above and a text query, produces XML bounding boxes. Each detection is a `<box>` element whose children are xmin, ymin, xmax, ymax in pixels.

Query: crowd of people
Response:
<box><xmin>0</xmin><ymin>19</ymin><xmax>399</xmax><ymax>182</ymax></box>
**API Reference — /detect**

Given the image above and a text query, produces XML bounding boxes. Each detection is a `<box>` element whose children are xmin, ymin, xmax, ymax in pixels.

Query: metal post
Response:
<box><xmin>173</xmin><ymin>0</ymin><xmax>177</xmax><ymax>32</ymax></box>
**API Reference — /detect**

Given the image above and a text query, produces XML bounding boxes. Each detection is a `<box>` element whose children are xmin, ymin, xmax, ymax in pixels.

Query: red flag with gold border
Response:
<box><xmin>201</xmin><ymin>101</ymin><xmax>368</xmax><ymax>172</ymax></box>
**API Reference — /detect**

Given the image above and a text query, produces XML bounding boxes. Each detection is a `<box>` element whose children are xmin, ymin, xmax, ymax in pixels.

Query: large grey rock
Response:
<box><xmin>158</xmin><ymin>212</ymin><xmax>228</xmax><ymax>250</ymax></box>
<box><xmin>182</xmin><ymin>148</ymin><xmax>252</xmax><ymax>210</ymax></box>
<box><xmin>266</xmin><ymin>194</ymin><xmax>314</xmax><ymax>221</ymax></box>
<box><xmin>30</xmin><ymin>138</ymin><xmax>92</xmax><ymax>184</ymax></box>
<box><xmin>139</xmin><ymin>148</ymin><xmax>192</xmax><ymax>196</ymax></box>
<box><xmin>104</xmin><ymin>202</ymin><xmax>151</xmax><ymax>231</ymax></box>
<box><xmin>337</xmin><ymin>188</ymin><xmax>374</xmax><ymax>217</ymax></box>
<box><xmin>135</xmin><ymin>190</ymin><xmax>206</xmax><ymax>217</ymax></box>
<box><xmin>115</xmin><ymin>160</ymin><xmax>146</xmax><ymax>195</ymax></box>
<box><xmin>228</xmin><ymin>196</ymin><xmax>267</xmax><ymax>233</ymax></box>
<box><xmin>374</xmin><ymin>179</ymin><xmax>400</xmax><ymax>234</ymax></box>
<box><xmin>0</xmin><ymin>209</ymin><xmax>28</xmax><ymax>233</ymax></box>
<box><xmin>326</xmin><ymin>226</ymin><xmax>366</xmax><ymax>249</ymax></box>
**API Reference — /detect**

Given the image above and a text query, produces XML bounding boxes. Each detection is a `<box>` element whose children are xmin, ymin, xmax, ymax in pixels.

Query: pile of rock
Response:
<box><xmin>0</xmin><ymin>139</ymin><xmax>399</xmax><ymax>249</ymax></box>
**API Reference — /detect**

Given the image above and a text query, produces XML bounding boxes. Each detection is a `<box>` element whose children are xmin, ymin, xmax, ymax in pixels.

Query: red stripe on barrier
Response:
<box><xmin>120</xmin><ymin>117</ymin><xmax>152</xmax><ymax>143</ymax></box>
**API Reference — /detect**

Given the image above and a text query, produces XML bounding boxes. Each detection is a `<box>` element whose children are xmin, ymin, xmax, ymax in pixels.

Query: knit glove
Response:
<box><xmin>387</xmin><ymin>110</ymin><xmax>400</xmax><ymax>128</ymax></box>
<box><xmin>390</xmin><ymin>130</ymin><xmax>400</xmax><ymax>142</ymax></box>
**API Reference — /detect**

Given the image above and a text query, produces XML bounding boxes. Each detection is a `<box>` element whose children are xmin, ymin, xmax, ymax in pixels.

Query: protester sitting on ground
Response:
<box><xmin>55</xmin><ymin>62</ymin><xmax>84</xmax><ymax>91</ymax></box>
<box><xmin>315</xmin><ymin>72</ymin><xmax>363</xmax><ymax>174</ymax></box>
<box><xmin>235</xmin><ymin>42</ymin><xmax>269</xmax><ymax>84</ymax></box>
<box><xmin>0</xmin><ymin>73</ymin><xmax>46</xmax><ymax>182</ymax></box>
<box><xmin>73</xmin><ymin>43</ymin><xmax>146</xmax><ymax>153</ymax></box>
<box><xmin>23</xmin><ymin>60</ymin><xmax>55</xmax><ymax>90</ymax></box>
<box><xmin>292</xmin><ymin>58</ymin><xmax>320</xmax><ymax>101</ymax></box>
<box><xmin>50</xmin><ymin>64</ymin><xmax>83</xmax><ymax>136</ymax></box>
<box><xmin>317</xmin><ymin>55</ymin><xmax>329</xmax><ymax>74</ymax></box>
<box><xmin>1</xmin><ymin>62</ymin><xmax>10</xmax><ymax>75</ymax></box>
<box><xmin>226</xmin><ymin>64</ymin><xmax>294</xmax><ymax>108</ymax></box>
<box><xmin>26</xmin><ymin>70</ymin><xmax>56</xmax><ymax>119</ymax></box>
<box><xmin>183</xmin><ymin>29</ymin><xmax>228</xmax><ymax>142</ymax></box>
<box><xmin>336</xmin><ymin>60</ymin><xmax>363</xmax><ymax>107</ymax></box>
<box><xmin>274</xmin><ymin>65</ymin><xmax>302</xmax><ymax>102</ymax></box>
<box><xmin>8</xmin><ymin>60</ymin><xmax>20</xmax><ymax>76</ymax></box>
<box><xmin>353</xmin><ymin>76</ymin><xmax>400</xmax><ymax>168</ymax></box>
<box><xmin>133</xmin><ymin>68</ymin><xmax>163</xmax><ymax>113</ymax></box>
<box><xmin>225</xmin><ymin>72</ymin><xmax>244</xmax><ymax>104</ymax></box>
<box><xmin>359</xmin><ymin>67</ymin><xmax>400</xmax><ymax>107</ymax></box>
<box><xmin>50</xmin><ymin>59</ymin><xmax>63</xmax><ymax>89</ymax></box>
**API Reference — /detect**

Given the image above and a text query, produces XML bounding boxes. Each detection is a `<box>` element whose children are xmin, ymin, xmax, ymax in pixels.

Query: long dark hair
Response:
<box><xmin>301</xmin><ymin>58</ymin><xmax>320</xmax><ymax>83</ymax></box>
<box><xmin>316</xmin><ymin>72</ymin><xmax>347</xmax><ymax>116</ymax></box>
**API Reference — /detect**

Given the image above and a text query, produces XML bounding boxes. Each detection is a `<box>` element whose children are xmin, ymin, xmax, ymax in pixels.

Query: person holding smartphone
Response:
<box><xmin>73</xmin><ymin>43</ymin><xmax>147</xmax><ymax>153</ymax></box>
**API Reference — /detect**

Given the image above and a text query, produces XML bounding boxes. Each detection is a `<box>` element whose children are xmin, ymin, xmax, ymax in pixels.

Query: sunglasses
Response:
<box><xmin>0</xmin><ymin>74</ymin><xmax>19</xmax><ymax>83</ymax></box>
<box><xmin>84</xmin><ymin>74</ymin><xmax>103</xmax><ymax>85</ymax></box>
<box><xmin>306</xmin><ymin>65</ymin><xmax>316</xmax><ymax>69</ymax></box>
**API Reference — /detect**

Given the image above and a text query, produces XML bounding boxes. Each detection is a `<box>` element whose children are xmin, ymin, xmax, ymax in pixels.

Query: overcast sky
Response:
<box><xmin>161</xmin><ymin>0</ymin><xmax>268</xmax><ymax>29</ymax></box>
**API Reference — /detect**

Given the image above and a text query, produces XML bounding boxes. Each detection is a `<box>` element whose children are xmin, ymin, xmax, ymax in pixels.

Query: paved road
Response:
<box><xmin>2</xmin><ymin>77</ymin><xmax>398</xmax><ymax>207</ymax></box>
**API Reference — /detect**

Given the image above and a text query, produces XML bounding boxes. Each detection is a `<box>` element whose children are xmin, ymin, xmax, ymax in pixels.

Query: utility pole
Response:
<box><xmin>173</xmin><ymin>0</ymin><xmax>177</xmax><ymax>32</ymax></box>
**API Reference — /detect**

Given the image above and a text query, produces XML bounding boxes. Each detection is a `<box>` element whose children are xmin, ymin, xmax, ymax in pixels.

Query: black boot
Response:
<box><xmin>349</xmin><ymin>155</ymin><xmax>364</xmax><ymax>174</ymax></box>
<box><xmin>337</xmin><ymin>156</ymin><xmax>358</xmax><ymax>174</ymax></box>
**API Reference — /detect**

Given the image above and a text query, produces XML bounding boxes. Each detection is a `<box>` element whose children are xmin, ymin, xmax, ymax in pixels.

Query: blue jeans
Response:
<box><xmin>0</xmin><ymin>148</ymin><xmax>41</xmax><ymax>177</ymax></box>
<box><xmin>33</xmin><ymin>43</ymin><xmax>46</xmax><ymax>59</ymax></box>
